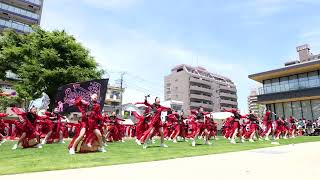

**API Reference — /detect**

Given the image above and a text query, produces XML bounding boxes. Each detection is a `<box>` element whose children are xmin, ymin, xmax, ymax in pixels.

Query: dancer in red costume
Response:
<box><xmin>68</xmin><ymin>94</ymin><xmax>106</xmax><ymax>155</ymax></box>
<box><xmin>41</xmin><ymin>108</ymin><xmax>65</xmax><ymax>145</ymax></box>
<box><xmin>0</xmin><ymin>113</ymin><xmax>9</xmax><ymax>145</ymax></box>
<box><xmin>222</xmin><ymin>117</ymin><xmax>233</xmax><ymax>139</ymax></box>
<box><xmin>206</xmin><ymin>114</ymin><xmax>218</xmax><ymax>141</ymax></box>
<box><xmin>289</xmin><ymin>116</ymin><xmax>297</xmax><ymax>138</ymax></box>
<box><xmin>139</xmin><ymin>96</ymin><xmax>170</xmax><ymax>149</ymax></box>
<box><xmin>275</xmin><ymin>117</ymin><xmax>288</xmax><ymax>140</ymax></box>
<box><xmin>11</xmin><ymin>107</ymin><xmax>43</xmax><ymax>149</ymax></box>
<box><xmin>190</xmin><ymin>107</ymin><xmax>211</xmax><ymax>147</ymax></box>
<box><xmin>105</xmin><ymin>112</ymin><xmax>125</xmax><ymax>142</ymax></box>
<box><xmin>133</xmin><ymin>106</ymin><xmax>152</xmax><ymax>145</ymax></box>
<box><xmin>243</xmin><ymin>112</ymin><xmax>260</xmax><ymax>142</ymax></box>
<box><xmin>261</xmin><ymin>110</ymin><xmax>274</xmax><ymax>141</ymax></box>
<box><xmin>224</xmin><ymin>109</ymin><xmax>247</xmax><ymax>144</ymax></box>
<box><xmin>168</xmin><ymin>111</ymin><xmax>187</xmax><ymax>143</ymax></box>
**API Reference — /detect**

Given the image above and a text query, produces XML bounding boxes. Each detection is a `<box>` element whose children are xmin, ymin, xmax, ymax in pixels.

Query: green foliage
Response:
<box><xmin>0</xmin><ymin>27</ymin><xmax>104</xmax><ymax>105</ymax></box>
<box><xmin>0</xmin><ymin>95</ymin><xmax>20</xmax><ymax>113</ymax></box>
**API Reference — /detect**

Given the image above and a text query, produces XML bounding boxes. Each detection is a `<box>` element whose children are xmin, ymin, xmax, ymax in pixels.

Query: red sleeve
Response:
<box><xmin>0</xmin><ymin>113</ymin><xmax>8</xmax><ymax>118</ymax></box>
<box><xmin>75</xmin><ymin>96</ymin><xmax>89</xmax><ymax>113</ymax></box>
<box><xmin>203</xmin><ymin>112</ymin><xmax>210</xmax><ymax>115</ymax></box>
<box><xmin>241</xmin><ymin>114</ymin><xmax>248</xmax><ymax>118</ymax></box>
<box><xmin>135</xmin><ymin>102</ymin><xmax>146</xmax><ymax>105</ymax></box>
<box><xmin>144</xmin><ymin>100</ymin><xmax>152</xmax><ymax>108</ymax></box>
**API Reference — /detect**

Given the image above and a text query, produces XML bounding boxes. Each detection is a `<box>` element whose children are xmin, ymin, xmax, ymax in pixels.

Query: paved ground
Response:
<box><xmin>2</xmin><ymin>142</ymin><xmax>320</xmax><ymax>180</ymax></box>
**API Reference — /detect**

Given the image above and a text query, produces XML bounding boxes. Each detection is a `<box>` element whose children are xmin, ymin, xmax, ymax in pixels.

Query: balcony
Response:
<box><xmin>2</xmin><ymin>0</ymin><xmax>42</xmax><ymax>10</ymax></box>
<box><xmin>220</xmin><ymin>92</ymin><xmax>237</xmax><ymax>99</ymax></box>
<box><xmin>220</xmin><ymin>99</ymin><xmax>238</xmax><ymax>106</ymax></box>
<box><xmin>190</xmin><ymin>94</ymin><xmax>212</xmax><ymax>101</ymax></box>
<box><xmin>0</xmin><ymin>2</ymin><xmax>39</xmax><ymax>24</ymax></box>
<box><xmin>190</xmin><ymin>77</ymin><xmax>212</xmax><ymax>86</ymax></box>
<box><xmin>0</xmin><ymin>18</ymin><xmax>32</xmax><ymax>33</ymax></box>
<box><xmin>190</xmin><ymin>85</ymin><xmax>212</xmax><ymax>94</ymax></box>
<box><xmin>220</xmin><ymin>85</ymin><xmax>237</xmax><ymax>92</ymax></box>
<box><xmin>190</xmin><ymin>102</ymin><xmax>213</xmax><ymax>110</ymax></box>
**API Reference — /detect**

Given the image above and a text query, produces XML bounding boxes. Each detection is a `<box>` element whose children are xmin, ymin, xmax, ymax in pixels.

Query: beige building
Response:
<box><xmin>103</xmin><ymin>86</ymin><xmax>124</xmax><ymax>114</ymax></box>
<box><xmin>0</xmin><ymin>0</ymin><xmax>44</xmax><ymax>33</ymax></box>
<box><xmin>248</xmin><ymin>89</ymin><xmax>259</xmax><ymax>114</ymax></box>
<box><xmin>164</xmin><ymin>64</ymin><xmax>237</xmax><ymax>113</ymax></box>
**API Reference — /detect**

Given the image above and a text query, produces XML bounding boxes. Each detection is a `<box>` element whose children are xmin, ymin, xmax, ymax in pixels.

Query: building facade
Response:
<box><xmin>0</xmin><ymin>0</ymin><xmax>43</xmax><ymax>33</ymax></box>
<box><xmin>248</xmin><ymin>89</ymin><xmax>259</xmax><ymax>114</ymax></box>
<box><xmin>103</xmin><ymin>86</ymin><xmax>124</xmax><ymax>114</ymax></box>
<box><xmin>164</xmin><ymin>64</ymin><xmax>238</xmax><ymax>113</ymax></box>
<box><xmin>249</xmin><ymin>44</ymin><xmax>320</xmax><ymax>120</ymax></box>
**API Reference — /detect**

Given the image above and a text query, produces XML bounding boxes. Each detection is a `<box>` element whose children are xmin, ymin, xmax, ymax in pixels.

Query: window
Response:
<box><xmin>308</xmin><ymin>71</ymin><xmax>319</xmax><ymax>87</ymax></box>
<box><xmin>283</xmin><ymin>102</ymin><xmax>292</xmax><ymax>118</ymax></box>
<box><xmin>289</xmin><ymin>75</ymin><xmax>298</xmax><ymax>90</ymax></box>
<box><xmin>292</xmin><ymin>101</ymin><xmax>302</xmax><ymax>119</ymax></box>
<box><xmin>271</xmin><ymin>78</ymin><xmax>280</xmax><ymax>93</ymax></box>
<box><xmin>311</xmin><ymin>100</ymin><xmax>320</xmax><ymax>120</ymax></box>
<box><xmin>298</xmin><ymin>73</ymin><xmax>308</xmax><ymax>88</ymax></box>
<box><xmin>275</xmin><ymin>103</ymin><xmax>284</xmax><ymax>118</ymax></box>
<box><xmin>264</xmin><ymin>80</ymin><xmax>272</xmax><ymax>94</ymax></box>
<box><xmin>301</xmin><ymin>101</ymin><xmax>312</xmax><ymax>120</ymax></box>
<box><xmin>280</xmin><ymin>77</ymin><xmax>289</xmax><ymax>92</ymax></box>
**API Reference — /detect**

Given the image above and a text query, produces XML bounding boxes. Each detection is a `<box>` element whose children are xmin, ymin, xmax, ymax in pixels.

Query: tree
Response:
<box><xmin>0</xmin><ymin>27</ymin><xmax>104</xmax><ymax>108</ymax></box>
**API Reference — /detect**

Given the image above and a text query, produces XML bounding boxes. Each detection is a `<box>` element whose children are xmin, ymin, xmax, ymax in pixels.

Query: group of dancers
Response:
<box><xmin>0</xmin><ymin>94</ymin><xmax>301</xmax><ymax>155</ymax></box>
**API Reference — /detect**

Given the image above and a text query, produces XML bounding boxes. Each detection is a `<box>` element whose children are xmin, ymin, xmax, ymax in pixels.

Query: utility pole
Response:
<box><xmin>120</xmin><ymin>72</ymin><xmax>126</xmax><ymax>110</ymax></box>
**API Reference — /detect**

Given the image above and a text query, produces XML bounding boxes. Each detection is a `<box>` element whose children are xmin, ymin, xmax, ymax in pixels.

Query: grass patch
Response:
<box><xmin>1</xmin><ymin>136</ymin><xmax>320</xmax><ymax>175</ymax></box>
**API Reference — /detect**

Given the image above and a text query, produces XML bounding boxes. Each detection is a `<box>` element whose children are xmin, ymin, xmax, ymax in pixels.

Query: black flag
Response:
<box><xmin>55</xmin><ymin>79</ymin><xmax>109</xmax><ymax>113</ymax></box>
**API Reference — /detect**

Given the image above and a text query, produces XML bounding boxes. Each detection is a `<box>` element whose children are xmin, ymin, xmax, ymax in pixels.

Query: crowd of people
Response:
<box><xmin>0</xmin><ymin>94</ymin><xmax>315</xmax><ymax>155</ymax></box>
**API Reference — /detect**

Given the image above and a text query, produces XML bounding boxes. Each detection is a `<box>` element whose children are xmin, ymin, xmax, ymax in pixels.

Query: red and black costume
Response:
<box><xmin>11</xmin><ymin>107</ymin><xmax>43</xmax><ymax>148</ymax></box>
<box><xmin>140</xmin><ymin>100</ymin><xmax>170</xmax><ymax>144</ymax></box>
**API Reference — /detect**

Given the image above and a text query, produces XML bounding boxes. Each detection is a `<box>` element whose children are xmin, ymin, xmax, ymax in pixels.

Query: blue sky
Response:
<box><xmin>41</xmin><ymin>0</ymin><xmax>320</xmax><ymax>113</ymax></box>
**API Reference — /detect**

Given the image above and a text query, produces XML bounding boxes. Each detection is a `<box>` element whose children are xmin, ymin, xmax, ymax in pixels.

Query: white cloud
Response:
<box><xmin>41</xmin><ymin>0</ymin><xmax>254</xmax><ymax>112</ymax></box>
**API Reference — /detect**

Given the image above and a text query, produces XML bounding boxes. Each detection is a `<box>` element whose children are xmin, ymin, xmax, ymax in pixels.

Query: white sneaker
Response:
<box><xmin>215</xmin><ymin>138</ymin><xmax>219</xmax><ymax>140</ymax></box>
<box><xmin>36</xmin><ymin>144</ymin><xmax>43</xmax><ymax>149</ymax></box>
<box><xmin>152</xmin><ymin>139</ymin><xmax>156</xmax><ymax>144</ymax></box>
<box><xmin>104</xmin><ymin>143</ymin><xmax>108</xmax><ymax>147</ymax></box>
<box><xmin>143</xmin><ymin>143</ymin><xmax>148</xmax><ymax>149</ymax></box>
<box><xmin>265</xmin><ymin>137</ymin><xmax>270</xmax><ymax>141</ymax></box>
<box><xmin>185</xmin><ymin>139</ymin><xmax>188</xmax><ymax>142</ymax></box>
<box><xmin>69</xmin><ymin>148</ymin><xmax>75</xmax><ymax>155</ymax></box>
<box><xmin>98</xmin><ymin>147</ymin><xmax>107</xmax><ymax>153</ymax></box>
<box><xmin>160</xmin><ymin>144</ymin><xmax>168</xmax><ymax>148</ymax></box>
<box><xmin>173</xmin><ymin>139</ymin><xmax>177</xmax><ymax>143</ymax></box>
<box><xmin>12</xmin><ymin>144</ymin><xmax>18</xmax><ymax>150</ymax></box>
<box><xmin>284</xmin><ymin>136</ymin><xmax>288</xmax><ymax>139</ymax></box>
<box><xmin>121</xmin><ymin>140</ymin><xmax>125</xmax><ymax>143</ymax></box>
<box><xmin>249</xmin><ymin>139</ymin><xmax>254</xmax><ymax>143</ymax></box>
<box><xmin>192</xmin><ymin>140</ymin><xmax>196</xmax><ymax>147</ymax></box>
<box><xmin>205</xmin><ymin>141</ymin><xmax>212</xmax><ymax>145</ymax></box>
<box><xmin>0</xmin><ymin>139</ymin><xmax>6</xmax><ymax>145</ymax></box>
<box><xmin>41</xmin><ymin>140</ymin><xmax>46</xmax><ymax>145</ymax></box>
<box><xmin>59</xmin><ymin>140</ymin><xmax>65</xmax><ymax>144</ymax></box>
<box><xmin>228</xmin><ymin>137</ymin><xmax>231</xmax><ymax>140</ymax></box>
<box><xmin>136</xmin><ymin>140</ymin><xmax>142</xmax><ymax>146</ymax></box>
<box><xmin>230</xmin><ymin>139</ymin><xmax>236</xmax><ymax>144</ymax></box>
<box><xmin>241</xmin><ymin>139</ymin><xmax>245</xmax><ymax>143</ymax></box>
